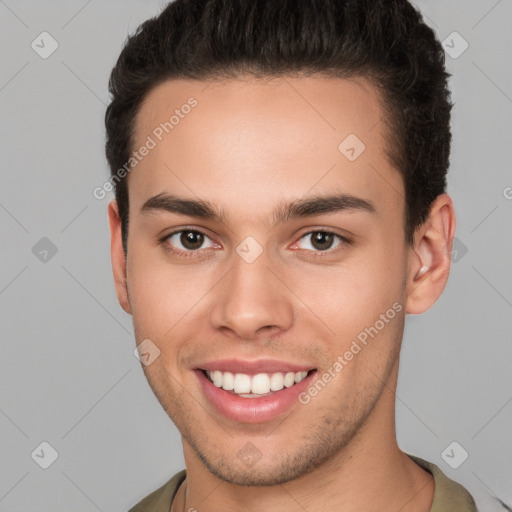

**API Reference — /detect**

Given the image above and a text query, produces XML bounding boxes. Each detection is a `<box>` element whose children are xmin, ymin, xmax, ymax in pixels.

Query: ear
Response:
<box><xmin>405</xmin><ymin>193</ymin><xmax>457</xmax><ymax>315</ymax></box>
<box><xmin>107</xmin><ymin>199</ymin><xmax>132</xmax><ymax>315</ymax></box>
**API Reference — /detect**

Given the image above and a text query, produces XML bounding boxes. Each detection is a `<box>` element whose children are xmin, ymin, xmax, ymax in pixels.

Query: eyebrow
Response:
<box><xmin>140</xmin><ymin>192</ymin><xmax>376</xmax><ymax>227</ymax></box>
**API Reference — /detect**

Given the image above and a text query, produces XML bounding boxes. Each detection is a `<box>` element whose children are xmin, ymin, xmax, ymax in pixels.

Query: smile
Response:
<box><xmin>204</xmin><ymin>370</ymin><xmax>309</xmax><ymax>397</ymax></box>
<box><xmin>195</xmin><ymin>360</ymin><xmax>317</xmax><ymax>423</ymax></box>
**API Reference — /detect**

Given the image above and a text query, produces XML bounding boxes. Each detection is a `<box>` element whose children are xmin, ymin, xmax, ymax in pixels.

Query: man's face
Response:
<box><xmin>119</xmin><ymin>76</ymin><xmax>411</xmax><ymax>485</ymax></box>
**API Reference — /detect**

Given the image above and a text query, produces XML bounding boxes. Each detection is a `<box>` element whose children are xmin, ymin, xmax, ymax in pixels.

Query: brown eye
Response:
<box><xmin>310</xmin><ymin>232</ymin><xmax>335</xmax><ymax>251</ymax></box>
<box><xmin>180</xmin><ymin>230</ymin><xmax>204</xmax><ymax>250</ymax></box>
<box><xmin>164</xmin><ymin>229</ymin><xmax>216</xmax><ymax>253</ymax></box>
<box><xmin>296</xmin><ymin>231</ymin><xmax>344</xmax><ymax>252</ymax></box>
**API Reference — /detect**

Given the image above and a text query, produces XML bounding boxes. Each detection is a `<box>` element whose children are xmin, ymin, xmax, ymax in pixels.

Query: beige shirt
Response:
<box><xmin>127</xmin><ymin>453</ymin><xmax>478</xmax><ymax>511</ymax></box>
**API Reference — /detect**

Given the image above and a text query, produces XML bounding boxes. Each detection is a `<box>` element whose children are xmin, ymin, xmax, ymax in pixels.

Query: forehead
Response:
<box><xmin>129</xmin><ymin>75</ymin><xmax>403</xmax><ymax>221</ymax></box>
<box><xmin>134</xmin><ymin>74</ymin><xmax>386</xmax><ymax>150</ymax></box>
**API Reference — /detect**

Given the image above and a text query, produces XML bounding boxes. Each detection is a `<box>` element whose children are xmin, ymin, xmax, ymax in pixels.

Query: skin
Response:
<box><xmin>108</xmin><ymin>75</ymin><xmax>456</xmax><ymax>511</ymax></box>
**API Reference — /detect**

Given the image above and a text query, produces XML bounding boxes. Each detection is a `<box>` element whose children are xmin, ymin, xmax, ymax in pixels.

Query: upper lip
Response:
<box><xmin>197</xmin><ymin>358</ymin><xmax>316</xmax><ymax>375</ymax></box>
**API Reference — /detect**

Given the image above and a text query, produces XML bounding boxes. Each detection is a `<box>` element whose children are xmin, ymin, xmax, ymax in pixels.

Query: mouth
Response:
<box><xmin>194</xmin><ymin>361</ymin><xmax>317</xmax><ymax>423</ymax></box>
<box><xmin>202</xmin><ymin>369</ymin><xmax>312</xmax><ymax>397</ymax></box>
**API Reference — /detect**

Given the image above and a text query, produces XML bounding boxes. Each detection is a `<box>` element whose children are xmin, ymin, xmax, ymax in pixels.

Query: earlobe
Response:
<box><xmin>107</xmin><ymin>199</ymin><xmax>132</xmax><ymax>315</ymax></box>
<box><xmin>406</xmin><ymin>193</ymin><xmax>456</xmax><ymax>315</ymax></box>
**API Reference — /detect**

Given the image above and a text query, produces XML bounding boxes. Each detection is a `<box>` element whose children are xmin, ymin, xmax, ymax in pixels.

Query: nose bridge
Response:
<box><xmin>209</xmin><ymin>245</ymin><xmax>294</xmax><ymax>339</ymax></box>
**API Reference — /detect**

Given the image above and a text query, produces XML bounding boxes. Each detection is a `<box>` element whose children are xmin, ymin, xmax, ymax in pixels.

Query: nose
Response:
<box><xmin>209</xmin><ymin>249</ymin><xmax>294</xmax><ymax>341</ymax></box>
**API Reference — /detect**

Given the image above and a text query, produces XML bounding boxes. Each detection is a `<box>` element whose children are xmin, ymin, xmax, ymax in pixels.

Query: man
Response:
<box><xmin>104</xmin><ymin>0</ymin><xmax>478</xmax><ymax>510</ymax></box>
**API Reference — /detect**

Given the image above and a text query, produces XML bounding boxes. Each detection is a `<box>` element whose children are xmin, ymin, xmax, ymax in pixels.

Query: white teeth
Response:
<box><xmin>222</xmin><ymin>371</ymin><xmax>234</xmax><ymax>390</ymax></box>
<box><xmin>212</xmin><ymin>370</ymin><xmax>223</xmax><ymax>387</ymax></box>
<box><xmin>269</xmin><ymin>372</ymin><xmax>285</xmax><ymax>391</ymax></box>
<box><xmin>205</xmin><ymin>369</ymin><xmax>310</xmax><ymax>395</ymax></box>
<box><xmin>233</xmin><ymin>373</ymin><xmax>251</xmax><ymax>394</ymax></box>
<box><xmin>284</xmin><ymin>372</ymin><xmax>295</xmax><ymax>388</ymax></box>
<box><xmin>295</xmin><ymin>371</ymin><xmax>307</xmax><ymax>383</ymax></box>
<box><xmin>251</xmin><ymin>373</ymin><xmax>270</xmax><ymax>394</ymax></box>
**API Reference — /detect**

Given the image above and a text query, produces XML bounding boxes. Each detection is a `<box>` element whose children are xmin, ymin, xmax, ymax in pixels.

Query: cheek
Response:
<box><xmin>127</xmin><ymin>252</ymin><xmax>198</xmax><ymax>338</ymax></box>
<box><xmin>285</xmin><ymin>248</ymin><xmax>405</xmax><ymax>341</ymax></box>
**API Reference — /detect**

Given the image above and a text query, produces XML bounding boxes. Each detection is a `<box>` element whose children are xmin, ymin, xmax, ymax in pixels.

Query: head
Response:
<box><xmin>105</xmin><ymin>0</ymin><xmax>456</xmax><ymax>486</ymax></box>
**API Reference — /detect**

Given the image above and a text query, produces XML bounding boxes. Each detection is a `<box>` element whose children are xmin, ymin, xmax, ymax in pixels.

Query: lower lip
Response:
<box><xmin>195</xmin><ymin>369</ymin><xmax>316</xmax><ymax>424</ymax></box>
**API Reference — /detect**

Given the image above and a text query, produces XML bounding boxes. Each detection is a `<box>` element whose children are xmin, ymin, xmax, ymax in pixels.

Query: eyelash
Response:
<box><xmin>159</xmin><ymin>227</ymin><xmax>352</xmax><ymax>259</ymax></box>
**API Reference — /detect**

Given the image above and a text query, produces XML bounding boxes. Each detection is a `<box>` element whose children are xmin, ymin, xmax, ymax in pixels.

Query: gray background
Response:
<box><xmin>1</xmin><ymin>0</ymin><xmax>511</xmax><ymax>510</ymax></box>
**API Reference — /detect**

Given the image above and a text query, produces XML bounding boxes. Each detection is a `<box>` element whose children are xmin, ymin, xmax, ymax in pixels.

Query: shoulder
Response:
<box><xmin>406</xmin><ymin>453</ymin><xmax>478</xmax><ymax>512</ymax></box>
<box><xmin>127</xmin><ymin>469</ymin><xmax>187</xmax><ymax>512</ymax></box>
